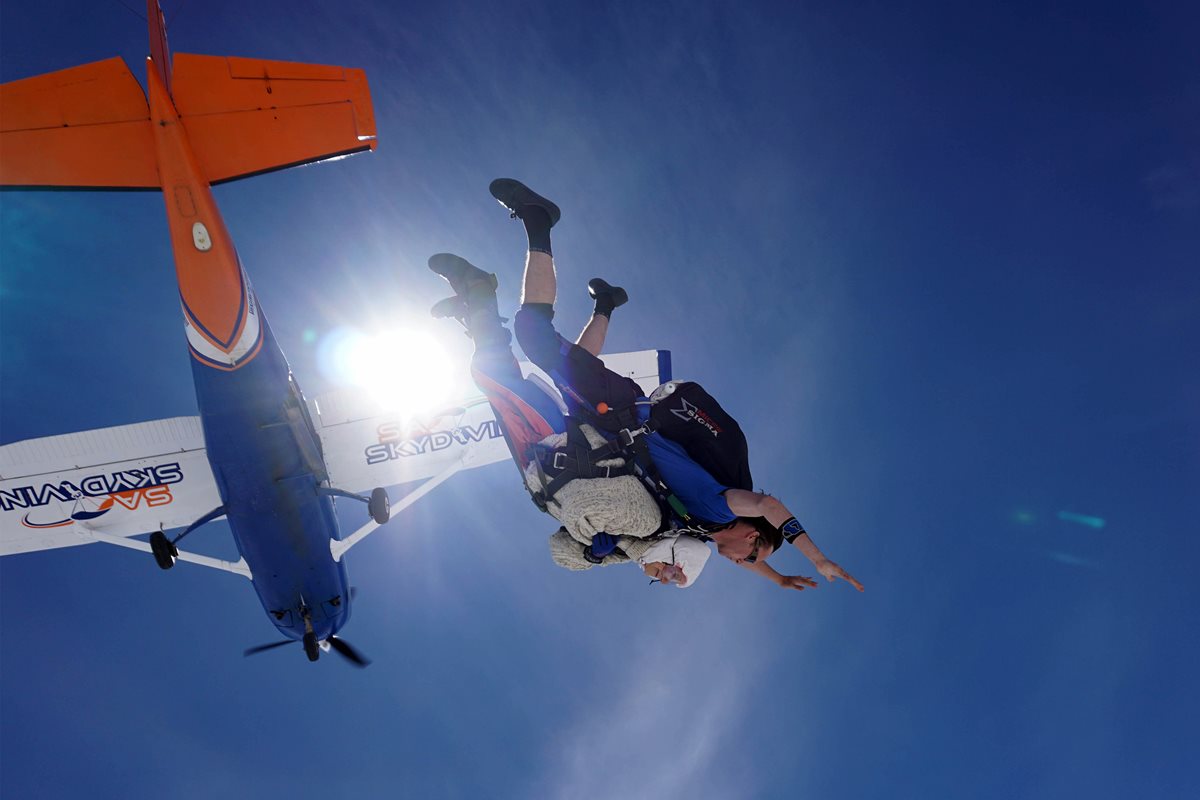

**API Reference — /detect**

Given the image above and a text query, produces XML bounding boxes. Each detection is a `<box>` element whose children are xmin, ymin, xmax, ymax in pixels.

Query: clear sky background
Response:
<box><xmin>2</xmin><ymin>1</ymin><xmax>1198</xmax><ymax>798</ymax></box>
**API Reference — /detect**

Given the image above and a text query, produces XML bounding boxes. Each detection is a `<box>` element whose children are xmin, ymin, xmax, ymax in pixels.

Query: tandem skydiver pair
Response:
<box><xmin>429</xmin><ymin>179</ymin><xmax>864</xmax><ymax>592</ymax></box>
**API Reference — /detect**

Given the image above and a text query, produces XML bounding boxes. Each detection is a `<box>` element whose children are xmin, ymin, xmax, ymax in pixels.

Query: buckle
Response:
<box><xmin>619</xmin><ymin>427</ymin><xmax>637</xmax><ymax>447</ymax></box>
<box><xmin>551</xmin><ymin>451</ymin><xmax>568</xmax><ymax>470</ymax></box>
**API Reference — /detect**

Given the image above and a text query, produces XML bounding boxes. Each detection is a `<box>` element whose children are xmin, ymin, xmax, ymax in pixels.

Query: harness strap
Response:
<box><xmin>528</xmin><ymin>393</ymin><xmax>727</xmax><ymax>536</ymax></box>
<box><xmin>540</xmin><ymin>450</ymin><xmax>635</xmax><ymax>498</ymax></box>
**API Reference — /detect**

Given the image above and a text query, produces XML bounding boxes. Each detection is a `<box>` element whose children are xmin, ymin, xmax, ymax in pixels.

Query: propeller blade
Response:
<box><xmin>327</xmin><ymin>636</ymin><xmax>370</xmax><ymax>667</ymax></box>
<box><xmin>243</xmin><ymin>640</ymin><xmax>296</xmax><ymax>657</ymax></box>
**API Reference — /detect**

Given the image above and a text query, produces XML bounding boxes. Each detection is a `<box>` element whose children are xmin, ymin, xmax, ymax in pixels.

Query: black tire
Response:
<box><xmin>368</xmin><ymin>487</ymin><xmax>390</xmax><ymax>525</ymax></box>
<box><xmin>303</xmin><ymin>632</ymin><xmax>320</xmax><ymax>662</ymax></box>
<box><xmin>149</xmin><ymin>531</ymin><xmax>177</xmax><ymax>570</ymax></box>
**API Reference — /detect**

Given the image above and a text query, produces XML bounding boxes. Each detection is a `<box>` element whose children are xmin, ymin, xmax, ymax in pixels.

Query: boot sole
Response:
<box><xmin>488</xmin><ymin>179</ymin><xmax>562</xmax><ymax>227</ymax></box>
<box><xmin>427</xmin><ymin>253</ymin><xmax>497</xmax><ymax>294</ymax></box>
<box><xmin>587</xmin><ymin>277</ymin><xmax>628</xmax><ymax>309</ymax></box>
<box><xmin>430</xmin><ymin>295</ymin><xmax>468</xmax><ymax>319</ymax></box>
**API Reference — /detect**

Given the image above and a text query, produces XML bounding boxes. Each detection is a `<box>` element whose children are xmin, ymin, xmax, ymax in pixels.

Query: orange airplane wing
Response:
<box><xmin>0</xmin><ymin>58</ymin><xmax>158</xmax><ymax>189</ymax></box>
<box><xmin>171</xmin><ymin>54</ymin><xmax>377</xmax><ymax>184</ymax></box>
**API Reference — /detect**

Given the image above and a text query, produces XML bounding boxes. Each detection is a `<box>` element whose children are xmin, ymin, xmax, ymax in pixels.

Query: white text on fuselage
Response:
<box><xmin>364</xmin><ymin>421</ymin><xmax>501</xmax><ymax>465</ymax></box>
<box><xmin>0</xmin><ymin>463</ymin><xmax>185</xmax><ymax>511</ymax></box>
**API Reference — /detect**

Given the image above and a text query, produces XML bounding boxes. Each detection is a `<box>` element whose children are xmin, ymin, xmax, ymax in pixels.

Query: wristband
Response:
<box><xmin>780</xmin><ymin>517</ymin><xmax>807</xmax><ymax>543</ymax></box>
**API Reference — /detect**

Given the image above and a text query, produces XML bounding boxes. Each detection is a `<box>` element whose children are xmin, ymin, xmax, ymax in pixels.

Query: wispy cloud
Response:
<box><xmin>530</xmin><ymin>601</ymin><xmax>769</xmax><ymax>800</ymax></box>
<box><xmin>1047</xmin><ymin>551</ymin><xmax>1101</xmax><ymax>569</ymax></box>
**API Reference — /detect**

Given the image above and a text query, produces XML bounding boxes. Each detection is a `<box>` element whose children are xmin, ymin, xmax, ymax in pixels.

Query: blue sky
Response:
<box><xmin>2</xmin><ymin>1</ymin><xmax>1198</xmax><ymax>798</ymax></box>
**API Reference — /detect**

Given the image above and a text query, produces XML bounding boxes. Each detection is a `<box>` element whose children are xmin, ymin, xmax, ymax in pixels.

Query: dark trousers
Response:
<box><xmin>514</xmin><ymin>304</ymin><xmax>642</xmax><ymax>426</ymax></box>
<box><xmin>515</xmin><ymin>304</ymin><xmax>754</xmax><ymax>491</ymax></box>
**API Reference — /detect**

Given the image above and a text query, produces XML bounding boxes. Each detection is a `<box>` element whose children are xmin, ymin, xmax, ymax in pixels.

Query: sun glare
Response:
<box><xmin>325</xmin><ymin>326</ymin><xmax>460</xmax><ymax>417</ymax></box>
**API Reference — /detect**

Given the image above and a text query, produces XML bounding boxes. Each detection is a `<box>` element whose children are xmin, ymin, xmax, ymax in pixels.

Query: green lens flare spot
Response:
<box><xmin>1057</xmin><ymin>511</ymin><xmax>1106</xmax><ymax>529</ymax></box>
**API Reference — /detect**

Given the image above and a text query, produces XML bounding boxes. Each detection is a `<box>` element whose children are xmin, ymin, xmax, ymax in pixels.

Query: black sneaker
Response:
<box><xmin>587</xmin><ymin>278</ymin><xmax>628</xmax><ymax>309</ymax></box>
<box><xmin>488</xmin><ymin>178</ymin><xmax>562</xmax><ymax>228</ymax></box>
<box><xmin>427</xmin><ymin>252</ymin><xmax>497</xmax><ymax>297</ymax></box>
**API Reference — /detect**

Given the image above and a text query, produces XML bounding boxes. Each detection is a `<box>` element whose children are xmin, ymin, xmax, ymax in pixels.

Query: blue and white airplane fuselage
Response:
<box><xmin>192</xmin><ymin>315</ymin><xmax>350</xmax><ymax>642</ymax></box>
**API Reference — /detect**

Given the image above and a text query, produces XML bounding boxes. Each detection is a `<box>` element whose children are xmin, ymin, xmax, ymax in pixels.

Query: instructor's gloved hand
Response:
<box><xmin>589</xmin><ymin>532</ymin><xmax>619</xmax><ymax>558</ymax></box>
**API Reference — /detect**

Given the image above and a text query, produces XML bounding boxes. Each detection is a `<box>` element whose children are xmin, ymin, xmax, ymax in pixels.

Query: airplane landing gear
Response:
<box><xmin>301</xmin><ymin>607</ymin><xmax>319</xmax><ymax>662</ymax></box>
<box><xmin>149</xmin><ymin>530</ymin><xmax>177</xmax><ymax>570</ymax></box>
<box><xmin>303</xmin><ymin>631</ymin><xmax>320</xmax><ymax>662</ymax></box>
<box><xmin>368</xmin><ymin>488</ymin><xmax>390</xmax><ymax>525</ymax></box>
<box><xmin>149</xmin><ymin>505</ymin><xmax>225</xmax><ymax>571</ymax></box>
<box><xmin>318</xmin><ymin>485</ymin><xmax>391</xmax><ymax>525</ymax></box>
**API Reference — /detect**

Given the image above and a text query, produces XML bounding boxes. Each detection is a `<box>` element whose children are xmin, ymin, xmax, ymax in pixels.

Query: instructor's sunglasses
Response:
<box><xmin>744</xmin><ymin>534</ymin><xmax>767</xmax><ymax>565</ymax></box>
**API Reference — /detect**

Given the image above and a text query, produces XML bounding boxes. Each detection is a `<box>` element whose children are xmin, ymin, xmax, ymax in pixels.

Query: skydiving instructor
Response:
<box><xmin>486</xmin><ymin>177</ymin><xmax>863</xmax><ymax>593</ymax></box>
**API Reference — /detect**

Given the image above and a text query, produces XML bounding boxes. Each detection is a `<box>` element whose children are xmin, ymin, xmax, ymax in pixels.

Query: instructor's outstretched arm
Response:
<box><xmin>738</xmin><ymin>559</ymin><xmax>820</xmax><ymax>591</ymax></box>
<box><xmin>724</xmin><ymin>488</ymin><xmax>865</xmax><ymax>592</ymax></box>
<box><xmin>790</xmin><ymin>531</ymin><xmax>864</xmax><ymax>591</ymax></box>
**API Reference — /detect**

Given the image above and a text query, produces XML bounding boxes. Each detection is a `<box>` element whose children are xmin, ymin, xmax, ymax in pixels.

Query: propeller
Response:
<box><xmin>327</xmin><ymin>636</ymin><xmax>370</xmax><ymax>668</ymax></box>
<box><xmin>243</xmin><ymin>636</ymin><xmax>370</xmax><ymax>667</ymax></box>
<box><xmin>243</xmin><ymin>640</ymin><xmax>294</xmax><ymax>656</ymax></box>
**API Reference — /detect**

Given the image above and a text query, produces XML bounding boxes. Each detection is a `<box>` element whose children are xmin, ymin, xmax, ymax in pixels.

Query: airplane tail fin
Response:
<box><xmin>147</xmin><ymin>0</ymin><xmax>173</xmax><ymax>96</ymax></box>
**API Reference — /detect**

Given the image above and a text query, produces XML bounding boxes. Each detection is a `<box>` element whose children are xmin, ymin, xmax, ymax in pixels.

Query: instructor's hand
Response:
<box><xmin>776</xmin><ymin>574</ymin><xmax>819</xmax><ymax>591</ymax></box>
<box><xmin>814</xmin><ymin>559</ymin><xmax>864</xmax><ymax>591</ymax></box>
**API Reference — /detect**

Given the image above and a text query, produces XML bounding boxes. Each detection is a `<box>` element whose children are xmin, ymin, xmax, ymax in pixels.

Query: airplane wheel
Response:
<box><xmin>150</xmin><ymin>531</ymin><xmax>177</xmax><ymax>570</ymax></box>
<box><xmin>303</xmin><ymin>632</ymin><xmax>320</xmax><ymax>662</ymax></box>
<box><xmin>368</xmin><ymin>487</ymin><xmax>390</xmax><ymax>525</ymax></box>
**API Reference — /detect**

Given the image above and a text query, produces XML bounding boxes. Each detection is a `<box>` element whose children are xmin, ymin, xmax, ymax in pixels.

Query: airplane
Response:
<box><xmin>0</xmin><ymin>1</ymin><xmax>671</xmax><ymax>666</ymax></box>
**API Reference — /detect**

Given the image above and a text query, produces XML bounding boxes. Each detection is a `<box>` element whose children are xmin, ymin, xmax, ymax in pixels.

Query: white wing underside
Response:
<box><xmin>0</xmin><ymin>417</ymin><xmax>219</xmax><ymax>555</ymax></box>
<box><xmin>1</xmin><ymin>349</ymin><xmax>668</xmax><ymax>558</ymax></box>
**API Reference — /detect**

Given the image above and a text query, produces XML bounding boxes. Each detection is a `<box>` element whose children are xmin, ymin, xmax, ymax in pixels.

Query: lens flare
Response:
<box><xmin>1057</xmin><ymin>511</ymin><xmax>1106</xmax><ymax>529</ymax></box>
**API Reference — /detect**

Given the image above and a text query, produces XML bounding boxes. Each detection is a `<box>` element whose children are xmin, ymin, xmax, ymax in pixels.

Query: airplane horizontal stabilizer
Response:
<box><xmin>0</xmin><ymin>58</ymin><xmax>158</xmax><ymax>189</ymax></box>
<box><xmin>0</xmin><ymin>417</ymin><xmax>222</xmax><ymax>555</ymax></box>
<box><xmin>171</xmin><ymin>54</ymin><xmax>377</xmax><ymax>184</ymax></box>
